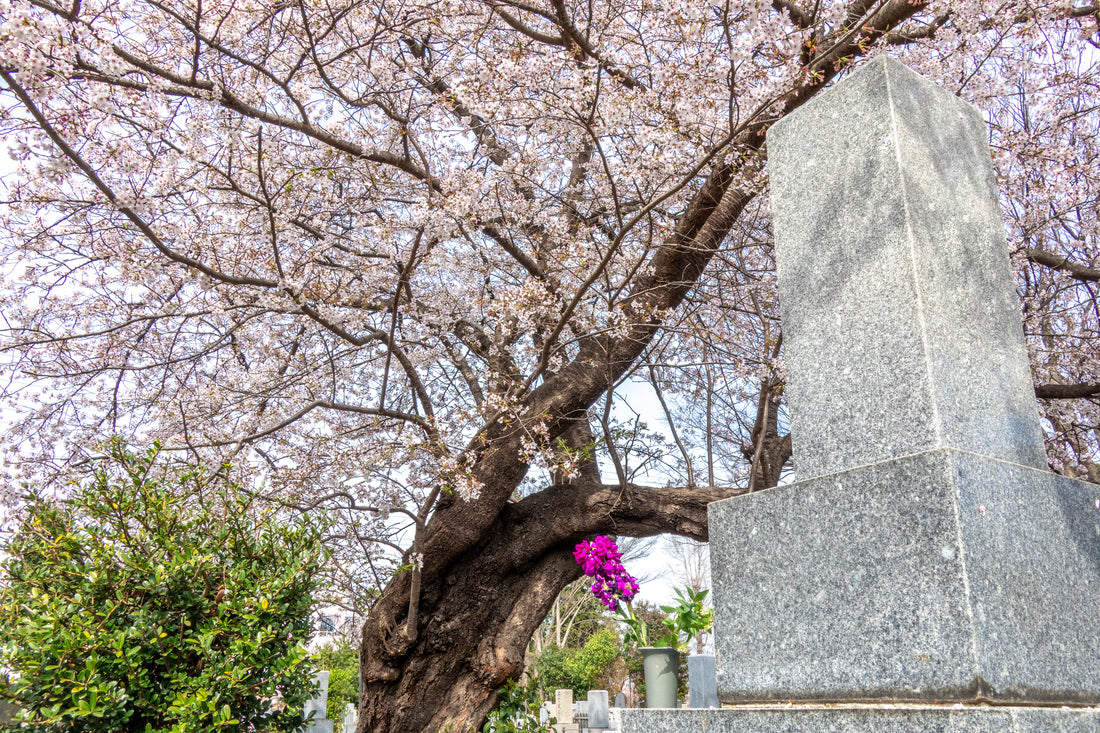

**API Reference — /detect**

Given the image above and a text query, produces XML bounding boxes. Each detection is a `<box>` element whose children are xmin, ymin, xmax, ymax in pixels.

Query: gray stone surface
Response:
<box><xmin>642</xmin><ymin>647</ymin><xmax>682</xmax><ymax>708</ymax></box>
<box><xmin>688</xmin><ymin>655</ymin><xmax>719</xmax><ymax>708</ymax></box>
<box><xmin>553</xmin><ymin>689</ymin><xmax>578</xmax><ymax>732</ymax></box>
<box><xmin>341</xmin><ymin>702</ymin><xmax>357</xmax><ymax>733</ymax></box>
<box><xmin>588</xmin><ymin>690</ymin><xmax>610</xmax><ymax>728</ymax></box>
<box><xmin>709</xmin><ymin>448</ymin><xmax>1100</xmax><ymax>704</ymax></box>
<box><xmin>302</xmin><ymin>670</ymin><xmax>330</xmax><ymax>730</ymax></box>
<box><xmin>630</xmin><ymin>53</ymin><xmax>1100</xmax><ymax>733</ymax></box>
<box><xmin>619</xmin><ymin>705</ymin><xmax>1100</xmax><ymax>733</ymax></box>
<box><xmin>768</xmin><ymin>55</ymin><xmax>1046</xmax><ymax>480</ymax></box>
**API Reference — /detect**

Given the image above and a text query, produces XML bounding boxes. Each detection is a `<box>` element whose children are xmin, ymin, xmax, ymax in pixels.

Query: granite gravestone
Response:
<box><xmin>301</xmin><ymin>671</ymin><xmax>333</xmax><ymax>733</ymax></box>
<box><xmin>341</xmin><ymin>702</ymin><xmax>357</xmax><ymax>733</ymax></box>
<box><xmin>620</xmin><ymin>54</ymin><xmax>1100</xmax><ymax>732</ymax></box>
<box><xmin>587</xmin><ymin>690</ymin><xmax>610</xmax><ymax>729</ymax></box>
<box><xmin>687</xmin><ymin>655</ymin><xmax>718</xmax><ymax>708</ymax></box>
<box><xmin>552</xmin><ymin>689</ymin><xmax>579</xmax><ymax>733</ymax></box>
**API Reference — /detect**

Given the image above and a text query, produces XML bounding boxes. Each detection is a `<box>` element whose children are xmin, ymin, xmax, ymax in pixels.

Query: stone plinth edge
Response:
<box><xmin>619</xmin><ymin>705</ymin><xmax>1100</xmax><ymax>732</ymax></box>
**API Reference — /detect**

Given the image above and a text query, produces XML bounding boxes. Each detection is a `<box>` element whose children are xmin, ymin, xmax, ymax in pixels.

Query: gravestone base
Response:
<box><xmin>708</xmin><ymin>448</ymin><xmax>1100</xmax><ymax>705</ymax></box>
<box><xmin>620</xmin><ymin>704</ymin><xmax>1100</xmax><ymax>732</ymax></box>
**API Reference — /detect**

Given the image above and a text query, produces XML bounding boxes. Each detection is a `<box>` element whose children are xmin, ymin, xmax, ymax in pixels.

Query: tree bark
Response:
<box><xmin>355</xmin><ymin>481</ymin><xmax>735</xmax><ymax>733</ymax></box>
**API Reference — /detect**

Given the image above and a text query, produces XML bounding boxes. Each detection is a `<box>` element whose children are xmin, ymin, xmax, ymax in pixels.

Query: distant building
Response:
<box><xmin>309</xmin><ymin>604</ymin><xmax>360</xmax><ymax>651</ymax></box>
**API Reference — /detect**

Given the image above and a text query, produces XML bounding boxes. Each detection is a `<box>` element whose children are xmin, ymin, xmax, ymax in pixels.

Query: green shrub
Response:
<box><xmin>535</xmin><ymin>628</ymin><xmax>621</xmax><ymax>698</ymax></box>
<box><xmin>533</xmin><ymin>645</ymin><xmax>573</xmax><ymax>695</ymax></box>
<box><xmin>481</xmin><ymin>679</ymin><xmax>549</xmax><ymax>733</ymax></box>
<box><xmin>0</xmin><ymin>441</ymin><xmax>324</xmax><ymax>733</ymax></box>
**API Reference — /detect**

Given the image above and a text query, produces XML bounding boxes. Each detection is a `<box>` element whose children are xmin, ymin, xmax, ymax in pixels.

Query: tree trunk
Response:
<box><xmin>355</xmin><ymin>480</ymin><xmax>734</xmax><ymax>732</ymax></box>
<box><xmin>357</xmin><ymin>542</ymin><xmax>582</xmax><ymax>732</ymax></box>
<box><xmin>743</xmin><ymin>382</ymin><xmax>794</xmax><ymax>491</ymax></box>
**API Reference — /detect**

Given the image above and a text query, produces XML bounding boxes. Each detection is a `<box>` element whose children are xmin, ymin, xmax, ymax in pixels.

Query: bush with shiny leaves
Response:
<box><xmin>0</xmin><ymin>441</ymin><xmax>324</xmax><ymax>733</ymax></box>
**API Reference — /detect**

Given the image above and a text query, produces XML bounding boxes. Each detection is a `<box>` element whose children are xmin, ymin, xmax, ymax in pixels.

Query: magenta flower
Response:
<box><xmin>574</xmin><ymin>536</ymin><xmax>639</xmax><ymax>610</ymax></box>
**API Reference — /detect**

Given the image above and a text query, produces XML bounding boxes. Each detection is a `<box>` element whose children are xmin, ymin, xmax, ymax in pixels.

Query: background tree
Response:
<box><xmin>534</xmin><ymin>627</ymin><xmax>622</xmax><ymax>700</ymax></box>
<box><xmin>0</xmin><ymin>441</ymin><xmax>322</xmax><ymax>732</ymax></box>
<box><xmin>530</xmin><ymin>579</ymin><xmax>609</xmax><ymax>658</ymax></box>
<box><xmin>0</xmin><ymin>0</ymin><xmax>1097</xmax><ymax>730</ymax></box>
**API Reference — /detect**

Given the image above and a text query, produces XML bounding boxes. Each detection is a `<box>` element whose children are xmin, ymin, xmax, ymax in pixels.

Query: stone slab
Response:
<box><xmin>304</xmin><ymin>670</ymin><xmax>329</xmax><ymax>721</ymax></box>
<box><xmin>341</xmin><ymin>702</ymin><xmax>357</xmax><ymax>733</ymax></box>
<box><xmin>768</xmin><ymin>55</ymin><xmax>1046</xmax><ymax>480</ymax></box>
<box><xmin>587</xmin><ymin>690</ymin><xmax>610</xmax><ymax>728</ymax></box>
<box><xmin>619</xmin><ymin>705</ymin><xmax>1100</xmax><ymax>733</ymax></box>
<box><xmin>688</xmin><ymin>654</ymin><xmax>719</xmax><ymax>708</ymax></box>
<box><xmin>709</xmin><ymin>448</ymin><xmax>1100</xmax><ymax>704</ymax></box>
<box><xmin>553</xmin><ymin>689</ymin><xmax>575</xmax><ymax>733</ymax></box>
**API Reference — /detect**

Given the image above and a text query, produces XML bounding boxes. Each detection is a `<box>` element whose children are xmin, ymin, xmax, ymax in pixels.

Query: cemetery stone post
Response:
<box><xmin>587</xmin><ymin>690</ymin><xmax>610</xmax><ymax>729</ymax></box>
<box><xmin>552</xmin><ymin>689</ymin><xmax>579</xmax><ymax>733</ymax></box>
<box><xmin>302</xmin><ymin>671</ymin><xmax>333</xmax><ymax>733</ymax></box>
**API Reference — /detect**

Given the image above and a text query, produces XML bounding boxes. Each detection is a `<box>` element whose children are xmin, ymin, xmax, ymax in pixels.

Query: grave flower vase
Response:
<box><xmin>640</xmin><ymin>647</ymin><xmax>679</xmax><ymax>708</ymax></box>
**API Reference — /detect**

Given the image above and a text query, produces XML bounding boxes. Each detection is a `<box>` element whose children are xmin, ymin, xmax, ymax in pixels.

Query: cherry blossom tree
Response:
<box><xmin>1</xmin><ymin>0</ymin><xmax>1098</xmax><ymax>729</ymax></box>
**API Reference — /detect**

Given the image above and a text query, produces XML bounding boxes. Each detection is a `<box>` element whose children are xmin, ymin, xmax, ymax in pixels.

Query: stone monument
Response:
<box><xmin>552</xmin><ymin>688</ymin><xmax>579</xmax><ymax>733</ymax></box>
<box><xmin>301</xmin><ymin>671</ymin><xmax>333</xmax><ymax>733</ymax></box>
<box><xmin>620</xmin><ymin>54</ymin><xmax>1100</xmax><ymax>731</ymax></box>
<box><xmin>341</xmin><ymin>702</ymin><xmax>357</xmax><ymax>733</ymax></box>
<box><xmin>587</xmin><ymin>690</ymin><xmax>610</xmax><ymax>729</ymax></box>
<box><xmin>687</xmin><ymin>654</ymin><xmax>718</xmax><ymax>708</ymax></box>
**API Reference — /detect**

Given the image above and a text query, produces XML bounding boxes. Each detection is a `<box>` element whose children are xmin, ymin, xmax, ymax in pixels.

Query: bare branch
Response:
<box><xmin>1025</xmin><ymin>248</ymin><xmax>1100</xmax><ymax>282</ymax></box>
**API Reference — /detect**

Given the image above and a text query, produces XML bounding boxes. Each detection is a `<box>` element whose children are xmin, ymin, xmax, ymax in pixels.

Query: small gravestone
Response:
<box><xmin>301</xmin><ymin>671</ymin><xmax>333</xmax><ymax>733</ymax></box>
<box><xmin>687</xmin><ymin>655</ymin><xmax>718</xmax><ymax>708</ymax></box>
<box><xmin>552</xmin><ymin>689</ymin><xmax>578</xmax><ymax>733</ymax></box>
<box><xmin>340</xmin><ymin>702</ymin><xmax>357</xmax><ymax>733</ymax></box>
<box><xmin>619</xmin><ymin>54</ymin><xmax>1100</xmax><ymax>733</ymax></box>
<box><xmin>613</xmin><ymin>692</ymin><xmax>626</xmax><ymax>709</ymax></box>
<box><xmin>587</xmin><ymin>690</ymin><xmax>610</xmax><ymax>728</ymax></box>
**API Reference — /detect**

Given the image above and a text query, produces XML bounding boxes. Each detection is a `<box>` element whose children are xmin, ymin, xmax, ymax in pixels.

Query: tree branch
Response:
<box><xmin>1035</xmin><ymin>383</ymin><xmax>1100</xmax><ymax>399</ymax></box>
<box><xmin>1025</xmin><ymin>248</ymin><xmax>1100</xmax><ymax>282</ymax></box>
<box><xmin>503</xmin><ymin>481</ymin><xmax>746</xmax><ymax>555</ymax></box>
<box><xmin>2</xmin><ymin>70</ymin><xmax>282</xmax><ymax>289</ymax></box>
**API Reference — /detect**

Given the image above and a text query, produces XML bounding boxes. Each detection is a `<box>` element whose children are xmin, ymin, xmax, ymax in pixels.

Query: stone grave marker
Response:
<box><xmin>540</xmin><ymin>700</ymin><xmax>552</xmax><ymax>726</ymax></box>
<box><xmin>587</xmin><ymin>690</ymin><xmax>610</xmax><ymax>729</ymax></box>
<box><xmin>687</xmin><ymin>655</ymin><xmax>718</xmax><ymax>708</ymax></box>
<box><xmin>613</xmin><ymin>692</ymin><xmax>626</xmax><ymax>709</ymax></box>
<box><xmin>340</xmin><ymin>702</ymin><xmax>357</xmax><ymax>733</ymax></box>
<box><xmin>619</xmin><ymin>53</ymin><xmax>1100</xmax><ymax>732</ymax></box>
<box><xmin>301</xmin><ymin>671</ymin><xmax>333</xmax><ymax>733</ymax></box>
<box><xmin>552</xmin><ymin>689</ymin><xmax>579</xmax><ymax>733</ymax></box>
